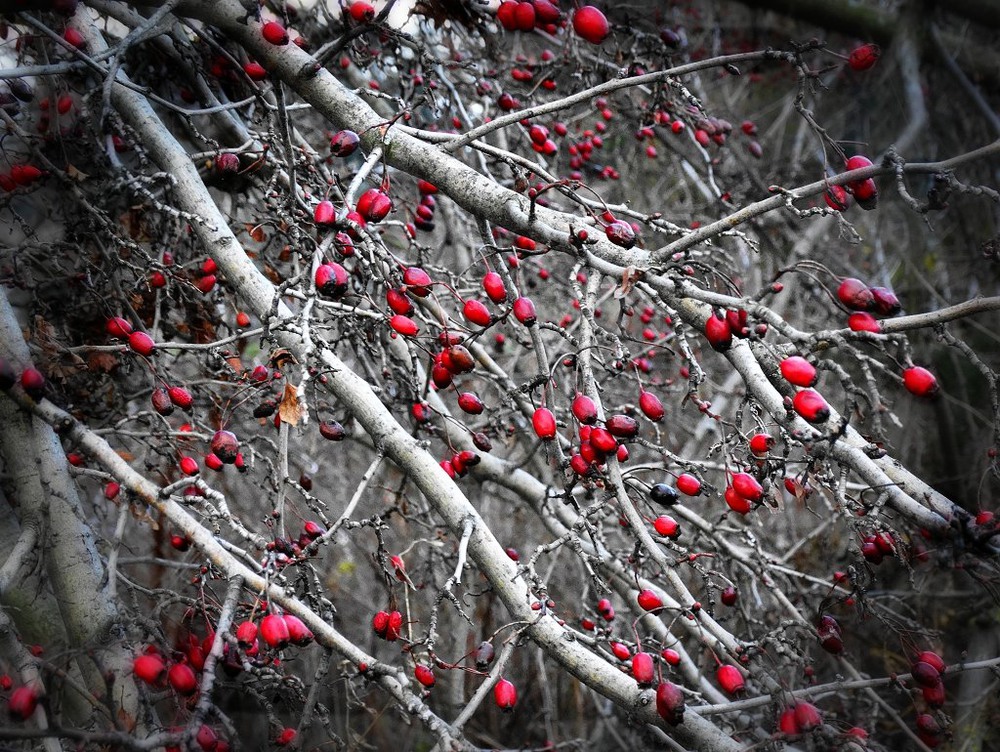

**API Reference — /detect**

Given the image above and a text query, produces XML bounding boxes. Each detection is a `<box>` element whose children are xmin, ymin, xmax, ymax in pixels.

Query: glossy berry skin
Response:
<box><xmin>653</xmin><ymin>515</ymin><xmax>680</xmax><ymax>538</ymax></box>
<box><xmin>235</xmin><ymin>621</ymin><xmax>258</xmax><ymax>646</ymax></box>
<box><xmin>655</xmin><ymin>681</ymin><xmax>685</xmax><ymax>726</ymax></box>
<box><xmin>282</xmin><ymin>614</ymin><xmax>314</xmax><ymax>646</ymax></box>
<box><xmin>168</xmin><ymin>662</ymin><xmax>199</xmax><ymax>695</ymax></box>
<box><xmin>482</xmin><ymin>271</ymin><xmax>507</xmax><ymax>303</ymax></box>
<box><xmin>329</xmin><ymin>129</ymin><xmax>361</xmax><ymax>157</ymax></box>
<box><xmin>572</xmin><ymin>5</ymin><xmax>609</xmax><ymax>44</ymax></box>
<box><xmin>463</xmin><ymin>299</ymin><xmax>493</xmax><ymax>327</ymax></box>
<box><xmin>675</xmin><ymin>473</ymin><xmax>702</xmax><ymax>496</ymax></box>
<box><xmin>730</xmin><ymin>472</ymin><xmax>763</xmax><ymax>502</ymax></box>
<box><xmin>261</xmin><ymin>21</ymin><xmax>289</xmax><ymax>45</ymax></box>
<box><xmin>133</xmin><ymin>653</ymin><xmax>166</xmax><ymax>685</ymax></box>
<box><xmin>631</xmin><ymin>652</ymin><xmax>655</xmax><ymax>687</ymax></box>
<box><xmin>649</xmin><ymin>483</ymin><xmax>679</xmax><ymax>507</ymax></box>
<box><xmin>7</xmin><ymin>686</ymin><xmax>38</xmax><ymax>721</ymax></box>
<box><xmin>639</xmin><ymin>391</ymin><xmax>664</xmax><ymax>421</ymax></box>
<box><xmin>210</xmin><ymin>430</ymin><xmax>240</xmax><ymax>463</ymax></box>
<box><xmin>792</xmin><ymin>389</ymin><xmax>831</xmax><ymax>424</ymax></box>
<box><xmin>848</xmin><ymin>312</ymin><xmax>881</xmax><ymax>333</ymax></box>
<box><xmin>589</xmin><ymin>427</ymin><xmax>617</xmax><ymax>455</ymax></box>
<box><xmin>780</xmin><ymin>356</ymin><xmax>818</xmax><ymax>387</ymax></box>
<box><xmin>610</xmin><ymin>641</ymin><xmax>631</xmax><ymax>661</ymax></box>
<box><xmin>871</xmin><ymin>286</ymin><xmax>901</xmax><ymax>316</ymax></box>
<box><xmin>749</xmin><ymin>433</ymin><xmax>774</xmax><ymax>457</ymax></box>
<box><xmin>168</xmin><ymin>386</ymin><xmax>193</xmax><ymax>410</ymax></box>
<box><xmin>916</xmin><ymin>651</ymin><xmax>946</xmax><ymax>674</ymax></box>
<box><xmin>532</xmin><ymin>407</ymin><xmax>557</xmax><ymax>440</ymax></box>
<box><xmin>605</xmin><ymin>414</ymin><xmax>638</xmax><ymax>438</ymax></box>
<box><xmin>414</xmin><ymin>664</ymin><xmax>435</xmax><ymax>688</ymax></box>
<box><xmin>716</xmin><ymin>664</ymin><xmax>745</xmax><ymax>695</ymax></box>
<box><xmin>605</xmin><ymin>220</ymin><xmax>635</xmax><ymax>248</ymax></box>
<box><xmin>403</xmin><ymin>267</ymin><xmax>432</xmax><ymax>296</ymax></box>
<box><xmin>349</xmin><ymin>1</ymin><xmax>375</xmax><ymax>22</ymax></box>
<box><xmin>637</xmin><ymin>588</ymin><xmax>663</xmax><ymax>612</ymax></box>
<box><xmin>572</xmin><ymin>393</ymin><xmax>598</xmax><ymax>425</ymax></box>
<box><xmin>128</xmin><ymin>331</ymin><xmax>156</xmax><ymax>356</ymax></box>
<box><xmin>260</xmin><ymin>613</ymin><xmax>290</xmax><ymax>649</ymax></box>
<box><xmin>724</xmin><ymin>486</ymin><xmax>752</xmax><ymax>514</ymax></box>
<box><xmin>837</xmin><ymin>277</ymin><xmax>875</xmax><ymax>311</ymax></box>
<box><xmin>389</xmin><ymin>315</ymin><xmax>419</xmax><ymax>337</ymax></box>
<box><xmin>318</xmin><ymin>419</ymin><xmax>346</xmax><ymax>441</ymax></box>
<box><xmin>316</xmin><ymin>263</ymin><xmax>349</xmax><ymax>298</ymax></box>
<box><xmin>106</xmin><ymin>316</ymin><xmax>133</xmax><ymax>338</ymax></box>
<box><xmin>512</xmin><ymin>296</ymin><xmax>537</xmax><ymax>326</ymax></box>
<box><xmin>903</xmin><ymin>366</ymin><xmax>939</xmax><ymax>397</ymax></box>
<box><xmin>494</xmin><ymin>678</ymin><xmax>517</xmax><ymax>711</ymax></box>
<box><xmin>704</xmin><ymin>313</ymin><xmax>732</xmax><ymax>351</ymax></box>
<box><xmin>357</xmin><ymin>188</ymin><xmax>392</xmax><ymax>223</ymax></box>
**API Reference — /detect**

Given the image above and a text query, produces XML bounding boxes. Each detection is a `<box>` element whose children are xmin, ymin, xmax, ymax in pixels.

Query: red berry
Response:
<box><xmin>482</xmin><ymin>271</ymin><xmax>507</xmax><ymax>303</ymax></box>
<box><xmin>180</xmin><ymin>456</ymin><xmax>199</xmax><ymax>476</ymax></box>
<box><xmin>260</xmin><ymin>613</ymin><xmax>290</xmax><ymax>649</ymax></box>
<box><xmin>716</xmin><ymin>664</ymin><xmax>744</xmax><ymax>695</ymax></box>
<box><xmin>572</xmin><ymin>5</ymin><xmax>609</xmax><ymax>44</ymax></box>
<box><xmin>916</xmin><ymin>651</ymin><xmax>946</xmax><ymax>674</ymax></box>
<box><xmin>653</xmin><ymin>515</ymin><xmax>680</xmax><ymax>538</ymax></box>
<box><xmin>235</xmin><ymin>621</ymin><xmax>258</xmax><ymax>646</ymax></box>
<box><xmin>283</xmin><ymin>614</ymin><xmax>314</xmax><ymax>646</ymax></box>
<box><xmin>63</xmin><ymin>27</ymin><xmax>85</xmax><ymax>48</ymax></box>
<box><xmin>356</xmin><ymin>188</ymin><xmax>392</xmax><ymax>223</ymax></box>
<box><xmin>414</xmin><ymin>664</ymin><xmax>435</xmax><ymax>688</ymax></box>
<box><xmin>605</xmin><ymin>414</ymin><xmax>638</xmax><ymax>438</ymax></box>
<box><xmin>261</xmin><ymin>20</ymin><xmax>289</xmax><ymax>45</ymax></box>
<box><xmin>912</xmin><ymin>661</ymin><xmax>942</xmax><ymax>688</ymax></box>
<box><xmin>780</xmin><ymin>356</ymin><xmax>817</xmax><ymax>387</ymax></box>
<box><xmin>778</xmin><ymin>706</ymin><xmax>800</xmax><ymax>735</ymax></box>
<box><xmin>903</xmin><ymin>366</ymin><xmax>939</xmax><ymax>397</ymax></box>
<box><xmin>837</xmin><ymin>277</ymin><xmax>875</xmax><ymax>311</ymax></box>
<box><xmin>128</xmin><ymin>331</ymin><xmax>155</xmax><ymax>356</ymax></box>
<box><xmin>329</xmin><ymin>129</ymin><xmax>361</xmax><ymax>157</ymax></box>
<box><xmin>276</xmin><ymin>728</ymin><xmax>297</xmax><ymax>747</ymax></box>
<box><xmin>572</xmin><ymin>393</ymin><xmax>598</xmax><ymax>424</ymax></box>
<box><xmin>792</xmin><ymin>389</ymin><xmax>831</xmax><ymax>424</ymax></box>
<box><xmin>848</xmin><ymin>43</ymin><xmax>880</xmax><ymax>71</ymax></box>
<box><xmin>242</xmin><ymin>62</ymin><xmax>267</xmax><ymax>81</ymax></box>
<box><xmin>133</xmin><ymin>653</ymin><xmax>166</xmax><ymax>685</ymax></box>
<box><xmin>870</xmin><ymin>286</ymin><xmax>901</xmax><ymax>316</ymax></box>
<box><xmin>210</xmin><ymin>430</ymin><xmax>239</xmax><ymax>463</ymax></box>
<box><xmin>589</xmin><ymin>427</ymin><xmax>617</xmax><ymax>455</ymax></box>
<box><xmin>494</xmin><ymin>678</ymin><xmax>517</xmax><ymax>711</ymax></box>
<box><xmin>605</xmin><ymin>220</ymin><xmax>636</xmax><ymax>248</ymax></box>
<box><xmin>463</xmin><ymin>299</ymin><xmax>493</xmax><ymax>327</ymax></box>
<box><xmin>661</xmin><ymin>648</ymin><xmax>680</xmax><ymax>665</ymax></box>
<box><xmin>389</xmin><ymin>315</ymin><xmax>419</xmax><ymax>337</ymax></box>
<box><xmin>824</xmin><ymin>184</ymin><xmax>850</xmax><ymax>211</ymax></box>
<box><xmin>793</xmin><ymin>701</ymin><xmax>822</xmax><ymax>731</ymax></box>
<box><xmin>168</xmin><ymin>386</ymin><xmax>193</xmax><ymax>410</ymax></box>
<box><xmin>402</xmin><ymin>267</ymin><xmax>432</xmax><ymax>296</ymax></box>
<box><xmin>195</xmin><ymin>724</ymin><xmax>218</xmax><ymax>752</ymax></box>
<box><xmin>19</xmin><ymin>367</ymin><xmax>45</xmax><ymax>400</ymax></box>
<box><xmin>676</xmin><ymin>473</ymin><xmax>701</xmax><ymax>496</ymax></box>
<box><xmin>104</xmin><ymin>481</ymin><xmax>120</xmax><ymax>500</ymax></box>
<box><xmin>848</xmin><ymin>312</ymin><xmax>881</xmax><ymax>333</ymax></box>
<box><xmin>168</xmin><ymin>662</ymin><xmax>199</xmax><ymax>695</ymax></box>
<box><xmin>720</xmin><ymin>586</ymin><xmax>738</xmax><ymax>606</ymax></box>
<box><xmin>348</xmin><ymin>2</ymin><xmax>375</xmax><ymax>22</ymax></box>
<box><xmin>631</xmin><ymin>652</ymin><xmax>655</xmax><ymax>687</ymax></box>
<box><xmin>7</xmin><ymin>686</ymin><xmax>38</xmax><ymax>721</ymax></box>
<box><xmin>724</xmin><ymin>486</ymin><xmax>752</xmax><ymax>514</ymax></box>
<box><xmin>655</xmin><ymin>681</ymin><xmax>685</xmax><ymax>725</ymax></box>
<box><xmin>731</xmin><ymin>472</ymin><xmax>763</xmax><ymax>502</ymax></box>
<box><xmin>236</xmin><ymin>311</ymin><xmax>251</xmax><ymax>328</ymax></box>
<box><xmin>639</xmin><ymin>390</ymin><xmax>664</xmax><ymax>422</ymax></box>
<box><xmin>749</xmin><ymin>433</ymin><xmax>774</xmax><ymax>457</ymax></box>
<box><xmin>512</xmin><ymin>296</ymin><xmax>537</xmax><ymax>326</ymax></box>
<box><xmin>704</xmin><ymin>312</ymin><xmax>732</xmax><ymax>351</ymax></box>
<box><xmin>637</xmin><ymin>588</ymin><xmax>663</xmax><ymax>612</ymax></box>
<box><xmin>315</xmin><ymin>262</ymin><xmax>349</xmax><ymax>298</ymax></box>
<box><xmin>106</xmin><ymin>316</ymin><xmax>133</xmax><ymax>338</ymax></box>
<box><xmin>532</xmin><ymin>407</ymin><xmax>557</xmax><ymax>440</ymax></box>
<box><xmin>610</xmin><ymin>641</ymin><xmax>631</xmax><ymax>661</ymax></box>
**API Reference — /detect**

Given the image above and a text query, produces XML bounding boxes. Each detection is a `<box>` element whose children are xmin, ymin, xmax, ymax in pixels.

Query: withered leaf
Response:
<box><xmin>269</xmin><ymin>348</ymin><xmax>297</xmax><ymax>369</ymax></box>
<box><xmin>87</xmin><ymin>351</ymin><xmax>120</xmax><ymax>373</ymax></box>
<box><xmin>278</xmin><ymin>383</ymin><xmax>302</xmax><ymax>426</ymax></box>
<box><xmin>245</xmin><ymin>223</ymin><xmax>266</xmax><ymax>243</ymax></box>
<box><xmin>616</xmin><ymin>265</ymin><xmax>643</xmax><ymax>298</ymax></box>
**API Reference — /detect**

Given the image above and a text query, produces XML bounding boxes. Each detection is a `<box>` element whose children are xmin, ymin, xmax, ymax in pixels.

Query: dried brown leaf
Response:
<box><xmin>278</xmin><ymin>383</ymin><xmax>302</xmax><ymax>426</ymax></box>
